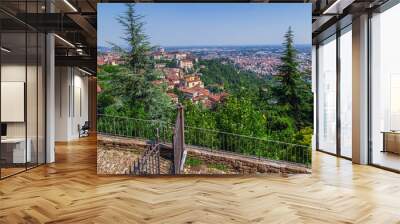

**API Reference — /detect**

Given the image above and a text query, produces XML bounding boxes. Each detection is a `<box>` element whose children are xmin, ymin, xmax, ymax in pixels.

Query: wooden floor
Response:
<box><xmin>0</xmin><ymin>167</ymin><xmax>26</xmax><ymax>178</ymax></box>
<box><xmin>1</xmin><ymin>136</ymin><xmax>400</xmax><ymax>223</ymax></box>
<box><xmin>372</xmin><ymin>150</ymin><xmax>400</xmax><ymax>171</ymax></box>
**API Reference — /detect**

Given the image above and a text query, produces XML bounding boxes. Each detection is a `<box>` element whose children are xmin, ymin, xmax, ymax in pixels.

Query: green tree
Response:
<box><xmin>100</xmin><ymin>4</ymin><xmax>173</xmax><ymax>121</ymax></box>
<box><xmin>108</xmin><ymin>66</ymin><xmax>173</xmax><ymax>121</ymax></box>
<box><xmin>184</xmin><ymin>100</ymin><xmax>217</xmax><ymax>130</ymax></box>
<box><xmin>215</xmin><ymin>96</ymin><xmax>266</xmax><ymax>137</ymax></box>
<box><xmin>113</xmin><ymin>3</ymin><xmax>153</xmax><ymax>73</ymax></box>
<box><xmin>272</xmin><ymin>27</ymin><xmax>313</xmax><ymax>128</ymax></box>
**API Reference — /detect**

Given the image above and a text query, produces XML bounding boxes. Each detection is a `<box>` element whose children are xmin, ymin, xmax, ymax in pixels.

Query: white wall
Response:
<box><xmin>1</xmin><ymin>64</ymin><xmax>26</xmax><ymax>138</ymax></box>
<box><xmin>1</xmin><ymin>63</ymin><xmax>46</xmax><ymax>164</ymax></box>
<box><xmin>72</xmin><ymin>73</ymin><xmax>89</xmax><ymax>138</ymax></box>
<box><xmin>54</xmin><ymin>67</ymin><xmax>89</xmax><ymax>141</ymax></box>
<box><xmin>55</xmin><ymin>66</ymin><xmax>70</xmax><ymax>141</ymax></box>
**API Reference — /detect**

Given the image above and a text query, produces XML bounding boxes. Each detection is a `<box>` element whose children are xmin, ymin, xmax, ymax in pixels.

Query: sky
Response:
<box><xmin>98</xmin><ymin>3</ymin><xmax>311</xmax><ymax>48</ymax></box>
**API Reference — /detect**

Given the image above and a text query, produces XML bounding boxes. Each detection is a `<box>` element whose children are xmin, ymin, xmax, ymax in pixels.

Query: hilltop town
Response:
<box><xmin>97</xmin><ymin>45</ymin><xmax>311</xmax><ymax>108</ymax></box>
<box><xmin>98</xmin><ymin>48</ymin><xmax>230</xmax><ymax>108</ymax></box>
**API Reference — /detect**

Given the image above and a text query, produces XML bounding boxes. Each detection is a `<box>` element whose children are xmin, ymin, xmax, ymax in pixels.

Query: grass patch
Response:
<box><xmin>208</xmin><ymin>163</ymin><xmax>228</xmax><ymax>171</ymax></box>
<box><xmin>185</xmin><ymin>157</ymin><xmax>202</xmax><ymax>167</ymax></box>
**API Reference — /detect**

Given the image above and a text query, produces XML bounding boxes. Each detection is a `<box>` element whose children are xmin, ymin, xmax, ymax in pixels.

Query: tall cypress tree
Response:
<box><xmin>272</xmin><ymin>27</ymin><xmax>312</xmax><ymax>129</ymax></box>
<box><xmin>106</xmin><ymin>3</ymin><xmax>173</xmax><ymax>121</ymax></box>
<box><xmin>115</xmin><ymin>3</ymin><xmax>153</xmax><ymax>73</ymax></box>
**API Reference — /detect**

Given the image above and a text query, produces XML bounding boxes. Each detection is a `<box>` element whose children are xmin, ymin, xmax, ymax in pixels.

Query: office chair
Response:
<box><xmin>79</xmin><ymin>121</ymin><xmax>90</xmax><ymax>138</ymax></box>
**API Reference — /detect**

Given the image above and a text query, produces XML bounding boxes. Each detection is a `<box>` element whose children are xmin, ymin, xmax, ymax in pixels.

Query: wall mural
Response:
<box><xmin>97</xmin><ymin>3</ymin><xmax>313</xmax><ymax>175</ymax></box>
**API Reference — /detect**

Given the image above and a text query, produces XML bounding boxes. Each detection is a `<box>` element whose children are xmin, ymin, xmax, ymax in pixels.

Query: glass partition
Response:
<box><xmin>317</xmin><ymin>35</ymin><xmax>337</xmax><ymax>154</ymax></box>
<box><xmin>27</xmin><ymin>31</ymin><xmax>38</xmax><ymax>169</ymax></box>
<box><xmin>339</xmin><ymin>26</ymin><xmax>352</xmax><ymax>158</ymax></box>
<box><xmin>0</xmin><ymin>1</ymin><xmax>46</xmax><ymax>179</ymax></box>
<box><xmin>0</xmin><ymin>31</ymin><xmax>28</xmax><ymax>177</ymax></box>
<box><xmin>38</xmin><ymin>32</ymin><xmax>45</xmax><ymax>165</ymax></box>
<box><xmin>370</xmin><ymin>3</ymin><xmax>400</xmax><ymax>171</ymax></box>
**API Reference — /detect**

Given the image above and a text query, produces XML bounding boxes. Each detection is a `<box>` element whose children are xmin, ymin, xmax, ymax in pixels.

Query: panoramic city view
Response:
<box><xmin>97</xmin><ymin>3</ymin><xmax>312</xmax><ymax>175</ymax></box>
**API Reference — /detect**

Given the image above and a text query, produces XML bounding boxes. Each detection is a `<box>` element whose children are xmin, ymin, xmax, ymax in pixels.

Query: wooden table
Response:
<box><xmin>1</xmin><ymin>138</ymin><xmax>32</xmax><ymax>164</ymax></box>
<box><xmin>382</xmin><ymin>131</ymin><xmax>400</xmax><ymax>154</ymax></box>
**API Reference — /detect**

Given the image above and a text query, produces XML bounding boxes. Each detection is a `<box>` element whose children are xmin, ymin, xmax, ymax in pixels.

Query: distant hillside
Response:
<box><xmin>198</xmin><ymin>59</ymin><xmax>268</xmax><ymax>94</ymax></box>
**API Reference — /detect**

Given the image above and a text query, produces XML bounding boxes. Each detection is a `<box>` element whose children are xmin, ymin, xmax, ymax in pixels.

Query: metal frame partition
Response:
<box><xmin>0</xmin><ymin>0</ymin><xmax>48</xmax><ymax>180</ymax></box>
<box><xmin>315</xmin><ymin>16</ymin><xmax>353</xmax><ymax>161</ymax></box>
<box><xmin>367</xmin><ymin>0</ymin><xmax>400</xmax><ymax>173</ymax></box>
<box><xmin>315</xmin><ymin>31</ymin><xmax>339</xmax><ymax>157</ymax></box>
<box><xmin>316</xmin><ymin>0</ymin><xmax>400</xmax><ymax>173</ymax></box>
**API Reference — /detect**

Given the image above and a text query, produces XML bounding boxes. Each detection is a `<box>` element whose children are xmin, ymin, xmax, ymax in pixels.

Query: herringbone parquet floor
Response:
<box><xmin>1</xmin><ymin>135</ymin><xmax>400</xmax><ymax>224</ymax></box>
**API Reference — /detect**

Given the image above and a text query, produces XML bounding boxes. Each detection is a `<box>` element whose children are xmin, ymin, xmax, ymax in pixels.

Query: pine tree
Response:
<box><xmin>272</xmin><ymin>27</ymin><xmax>313</xmax><ymax>129</ymax></box>
<box><xmin>114</xmin><ymin>3</ymin><xmax>153</xmax><ymax>73</ymax></box>
<box><xmin>106</xmin><ymin>3</ymin><xmax>173</xmax><ymax>121</ymax></box>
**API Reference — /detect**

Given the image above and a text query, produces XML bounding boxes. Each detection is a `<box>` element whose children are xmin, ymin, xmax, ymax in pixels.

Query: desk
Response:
<box><xmin>1</xmin><ymin>138</ymin><xmax>31</xmax><ymax>163</ymax></box>
<box><xmin>382</xmin><ymin>131</ymin><xmax>400</xmax><ymax>154</ymax></box>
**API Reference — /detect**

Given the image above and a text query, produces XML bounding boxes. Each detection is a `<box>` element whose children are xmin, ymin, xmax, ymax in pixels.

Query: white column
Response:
<box><xmin>55</xmin><ymin>67</ymin><xmax>73</xmax><ymax>141</ymax></box>
<box><xmin>46</xmin><ymin>32</ymin><xmax>55</xmax><ymax>163</ymax></box>
<box><xmin>352</xmin><ymin>14</ymin><xmax>369</xmax><ymax>164</ymax></box>
<box><xmin>312</xmin><ymin>45</ymin><xmax>317</xmax><ymax>151</ymax></box>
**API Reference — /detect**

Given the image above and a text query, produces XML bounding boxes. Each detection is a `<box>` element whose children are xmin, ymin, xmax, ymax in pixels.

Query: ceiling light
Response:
<box><xmin>323</xmin><ymin>0</ymin><xmax>355</xmax><ymax>15</ymax></box>
<box><xmin>323</xmin><ymin>1</ymin><xmax>341</xmax><ymax>14</ymax></box>
<box><xmin>54</xmin><ymin>34</ymin><xmax>75</xmax><ymax>48</ymax></box>
<box><xmin>1</xmin><ymin>47</ymin><xmax>11</xmax><ymax>53</ymax></box>
<box><xmin>76</xmin><ymin>48</ymin><xmax>84</xmax><ymax>55</ymax></box>
<box><xmin>78</xmin><ymin>68</ymin><xmax>93</xmax><ymax>76</ymax></box>
<box><xmin>63</xmin><ymin>0</ymin><xmax>78</xmax><ymax>12</ymax></box>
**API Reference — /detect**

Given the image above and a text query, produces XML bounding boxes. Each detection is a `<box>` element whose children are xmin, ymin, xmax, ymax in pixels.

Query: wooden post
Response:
<box><xmin>173</xmin><ymin>104</ymin><xmax>185</xmax><ymax>174</ymax></box>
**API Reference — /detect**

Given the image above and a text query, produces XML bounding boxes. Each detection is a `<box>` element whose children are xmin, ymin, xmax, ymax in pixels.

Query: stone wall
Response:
<box><xmin>186</xmin><ymin>147</ymin><xmax>311</xmax><ymax>175</ymax></box>
<box><xmin>97</xmin><ymin>136</ymin><xmax>147</xmax><ymax>174</ymax></box>
<box><xmin>97</xmin><ymin>136</ymin><xmax>173</xmax><ymax>174</ymax></box>
<box><xmin>97</xmin><ymin>136</ymin><xmax>148</xmax><ymax>150</ymax></box>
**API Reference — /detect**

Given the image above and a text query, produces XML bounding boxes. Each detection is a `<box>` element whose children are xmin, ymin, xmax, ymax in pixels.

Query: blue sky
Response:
<box><xmin>98</xmin><ymin>3</ymin><xmax>311</xmax><ymax>47</ymax></box>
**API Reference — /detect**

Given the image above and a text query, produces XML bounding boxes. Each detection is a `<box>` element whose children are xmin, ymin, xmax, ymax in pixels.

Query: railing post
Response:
<box><xmin>173</xmin><ymin>104</ymin><xmax>185</xmax><ymax>174</ymax></box>
<box><xmin>157</xmin><ymin>151</ymin><xmax>160</xmax><ymax>174</ymax></box>
<box><xmin>156</xmin><ymin>128</ymin><xmax>160</xmax><ymax>144</ymax></box>
<box><xmin>113</xmin><ymin>117</ymin><xmax>116</xmax><ymax>136</ymax></box>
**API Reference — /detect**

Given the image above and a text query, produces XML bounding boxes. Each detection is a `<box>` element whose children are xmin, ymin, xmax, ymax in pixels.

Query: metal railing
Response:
<box><xmin>97</xmin><ymin>114</ymin><xmax>174</xmax><ymax>143</ymax></box>
<box><xmin>184</xmin><ymin>126</ymin><xmax>311</xmax><ymax>166</ymax></box>
<box><xmin>97</xmin><ymin>114</ymin><xmax>311</xmax><ymax>167</ymax></box>
<box><xmin>131</xmin><ymin>143</ymin><xmax>161</xmax><ymax>175</ymax></box>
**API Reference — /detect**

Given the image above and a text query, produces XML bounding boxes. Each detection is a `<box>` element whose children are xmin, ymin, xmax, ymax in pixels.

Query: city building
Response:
<box><xmin>166</xmin><ymin>74</ymin><xmax>181</xmax><ymax>89</ymax></box>
<box><xmin>173</xmin><ymin>52</ymin><xmax>187</xmax><ymax>60</ymax></box>
<box><xmin>163</xmin><ymin>67</ymin><xmax>183</xmax><ymax>78</ymax></box>
<box><xmin>184</xmin><ymin>74</ymin><xmax>204</xmax><ymax>88</ymax></box>
<box><xmin>180</xmin><ymin>86</ymin><xmax>210</xmax><ymax>101</ymax></box>
<box><xmin>179</xmin><ymin>59</ymin><xmax>194</xmax><ymax>70</ymax></box>
<box><xmin>151</xmin><ymin>51</ymin><xmax>164</xmax><ymax>60</ymax></box>
<box><xmin>209</xmin><ymin>92</ymin><xmax>228</xmax><ymax>104</ymax></box>
<box><xmin>97</xmin><ymin>52</ymin><xmax>123</xmax><ymax>65</ymax></box>
<box><xmin>167</xmin><ymin>92</ymin><xmax>179</xmax><ymax>103</ymax></box>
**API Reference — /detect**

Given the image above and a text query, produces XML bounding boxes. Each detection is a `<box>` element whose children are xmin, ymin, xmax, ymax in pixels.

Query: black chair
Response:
<box><xmin>79</xmin><ymin>121</ymin><xmax>90</xmax><ymax>138</ymax></box>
